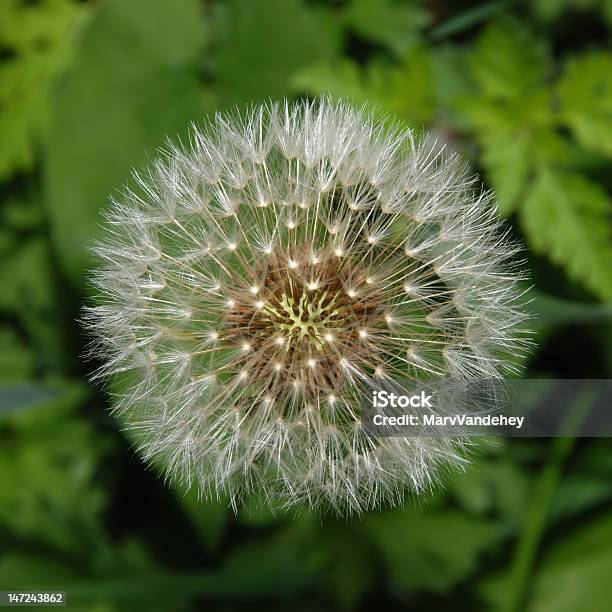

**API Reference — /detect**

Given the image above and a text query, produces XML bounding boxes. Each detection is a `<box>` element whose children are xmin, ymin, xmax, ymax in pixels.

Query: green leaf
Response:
<box><xmin>430</xmin><ymin>0</ymin><xmax>514</xmax><ymax>41</ymax></box>
<box><xmin>558</xmin><ymin>52</ymin><xmax>612</xmax><ymax>157</ymax></box>
<box><xmin>0</xmin><ymin>236</ymin><xmax>66</xmax><ymax>367</ymax></box>
<box><xmin>43</xmin><ymin>0</ymin><xmax>211</xmax><ymax>287</ymax></box>
<box><xmin>447</xmin><ymin>461</ymin><xmax>494</xmax><ymax>515</ymax></box>
<box><xmin>237</xmin><ymin>490</ymin><xmax>293</xmax><ymax>525</ymax></box>
<box><xmin>1</xmin><ymin>195</ymin><xmax>44</xmax><ymax>231</ymax></box>
<box><xmin>605</xmin><ymin>0</ymin><xmax>612</xmax><ymax>24</ymax></box>
<box><xmin>312</xmin><ymin>524</ymin><xmax>376</xmax><ymax>609</ymax></box>
<box><xmin>530</xmin><ymin>0</ymin><xmax>566</xmax><ymax>21</ymax></box>
<box><xmin>0</xmin><ymin>238</ymin><xmax>54</xmax><ymax>312</ymax></box>
<box><xmin>448</xmin><ymin>456</ymin><xmax>529</xmax><ymax>522</ymax></box>
<box><xmin>0</xmin><ymin>329</ymin><xmax>35</xmax><ymax>383</ymax></box>
<box><xmin>364</xmin><ymin>507</ymin><xmax>499</xmax><ymax>594</ymax></box>
<box><xmin>458</xmin><ymin>98</ymin><xmax>537</xmax><ymax>214</ymax></box>
<box><xmin>325</xmin><ymin>542</ymin><xmax>374</xmax><ymax>609</ymax></box>
<box><xmin>214</xmin><ymin>0</ymin><xmax>340</xmax><ymax>107</ymax></box>
<box><xmin>521</xmin><ymin>168</ymin><xmax>612</xmax><ymax>301</ymax></box>
<box><xmin>530</xmin><ymin>0</ymin><xmax>611</xmax><ymax>24</ymax></box>
<box><xmin>529</xmin><ymin>291</ymin><xmax>612</xmax><ymax>337</ymax></box>
<box><xmin>62</xmin><ymin>521</ymin><xmax>316</xmax><ymax>604</ymax></box>
<box><xmin>454</xmin><ymin>19</ymin><xmax>566</xmax><ymax>214</ymax></box>
<box><xmin>0</xmin><ymin>384</ymin><xmax>60</xmax><ymax>418</ymax></box>
<box><xmin>294</xmin><ymin>46</ymin><xmax>434</xmax><ymax>125</ymax></box>
<box><xmin>0</xmin><ymin>378</ymin><xmax>86</xmax><ymax>420</ymax></box>
<box><xmin>293</xmin><ymin>59</ymin><xmax>374</xmax><ymax>106</ymax></box>
<box><xmin>528</xmin><ymin>512</ymin><xmax>612</xmax><ymax>612</ymax></box>
<box><xmin>0</xmin><ymin>547</ymin><xmax>174</xmax><ymax>610</ymax></box>
<box><xmin>467</xmin><ymin>18</ymin><xmax>548</xmax><ymax>101</ymax></box>
<box><xmin>430</xmin><ymin>45</ymin><xmax>473</xmax><ymax>114</ymax></box>
<box><xmin>176</xmin><ymin>488</ymin><xmax>228</xmax><ymax>552</ymax></box>
<box><xmin>0</xmin><ymin>390</ymin><xmax>110</xmax><ymax>555</ymax></box>
<box><xmin>0</xmin><ymin>0</ymin><xmax>86</xmax><ymax>180</ymax></box>
<box><xmin>0</xmin><ymin>553</ymin><xmax>79</xmax><ymax>590</ymax></box>
<box><xmin>549</xmin><ymin>476</ymin><xmax>612</xmax><ymax>523</ymax></box>
<box><xmin>456</xmin><ymin>89</ymin><xmax>569</xmax><ymax>215</ymax></box>
<box><xmin>344</xmin><ymin>0</ymin><xmax>429</xmax><ymax>55</ymax></box>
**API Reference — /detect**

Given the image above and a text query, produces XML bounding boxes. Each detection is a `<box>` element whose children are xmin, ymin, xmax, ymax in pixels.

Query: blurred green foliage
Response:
<box><xmin>0</xmin><ymin>0</ymin><xmax>611</xmax><ymax>610</ymax></box>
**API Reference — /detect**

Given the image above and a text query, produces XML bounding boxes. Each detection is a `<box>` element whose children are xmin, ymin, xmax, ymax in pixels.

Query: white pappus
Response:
<box><xmin>83</xmin><ymin>98</ymin><xmax>530</xmax><ymax>515</ymax></box>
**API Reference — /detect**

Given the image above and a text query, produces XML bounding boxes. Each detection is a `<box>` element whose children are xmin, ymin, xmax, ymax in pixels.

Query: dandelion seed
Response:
<box><xmin>84</xmin><ymin>98</ymin><xmax>529</xmax><ymax>516</ymax></box>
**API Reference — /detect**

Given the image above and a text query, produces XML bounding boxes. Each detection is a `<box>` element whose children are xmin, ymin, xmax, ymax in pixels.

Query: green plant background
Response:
<box><xmin>1</xmin><ymin>0</ymin><xmax>611</xmax><ymax>610</ymax></box>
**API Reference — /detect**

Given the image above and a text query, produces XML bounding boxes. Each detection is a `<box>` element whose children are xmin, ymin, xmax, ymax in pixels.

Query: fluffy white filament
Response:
<box><xmin>84</xmin><ymin>99</ymin><xmax>529</xmax><ymax>515</ymax></box>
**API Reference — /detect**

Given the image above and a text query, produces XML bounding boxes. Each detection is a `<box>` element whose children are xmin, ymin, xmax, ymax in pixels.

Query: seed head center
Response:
<box><xmin>265</xmin><ymin>291</ymin><xmax>338</xmax><ymax>350</ymax></box>
<box><xmin>223</xmin><ymin>245</ymin><xmax>389</xmax><ymax>395</ymax></box>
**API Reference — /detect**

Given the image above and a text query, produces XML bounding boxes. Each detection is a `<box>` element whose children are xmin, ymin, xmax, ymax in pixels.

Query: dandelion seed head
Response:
<box><xmin>84</xmin><ymin>98</ymin><xmax>530</xmax><ymax>516</ymax></box>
